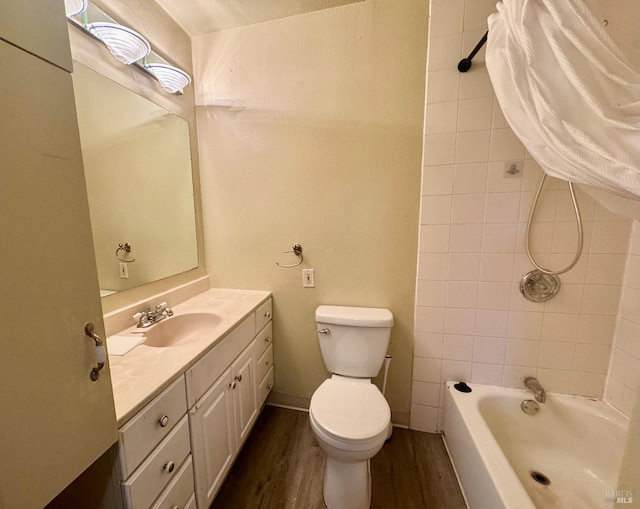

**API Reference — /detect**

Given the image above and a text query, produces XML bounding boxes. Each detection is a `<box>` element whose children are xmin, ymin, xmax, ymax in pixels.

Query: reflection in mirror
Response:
<box><xmin>72</xmin><ymin>62</ymin><xmax>198</xmax><ymax>296</ymax></box>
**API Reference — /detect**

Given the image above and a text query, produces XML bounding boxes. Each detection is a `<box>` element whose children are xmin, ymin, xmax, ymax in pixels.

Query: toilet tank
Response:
<box><xmin>316</xmin><ymin>305</ymin><xmax>393</xmax><ymax>378</ymax></box>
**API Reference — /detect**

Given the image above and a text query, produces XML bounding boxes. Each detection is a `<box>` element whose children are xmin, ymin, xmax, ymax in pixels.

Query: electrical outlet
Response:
<box><xmin>119</xmin><ymin>262</ymin><xmax>129</xmax><ymax>279</ymax></box>
<box><xmin>302</xmin><ymin>269</ymin><xmax>315</xmax><ymax>288</ymax></box>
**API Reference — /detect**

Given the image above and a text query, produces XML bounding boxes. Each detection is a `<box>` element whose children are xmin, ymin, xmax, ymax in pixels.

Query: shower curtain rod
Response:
<box><xmin>458</xmin><ymin>30</ymin><xmax>488</xmax><ymax>72</ymax></box>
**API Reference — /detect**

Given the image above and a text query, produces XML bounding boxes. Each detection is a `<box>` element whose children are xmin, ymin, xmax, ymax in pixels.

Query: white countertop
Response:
<box><xmin>107</xmin><ymin>288</ymin><xmax>271</xmax><ymax>426</ymax></box>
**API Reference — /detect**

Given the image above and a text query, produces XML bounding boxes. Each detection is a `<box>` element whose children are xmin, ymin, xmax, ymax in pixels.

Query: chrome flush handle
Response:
<box><xmin>317</xmin><ymin>328</ymin><xmax>330</xmax><ymax>334</ymax></box>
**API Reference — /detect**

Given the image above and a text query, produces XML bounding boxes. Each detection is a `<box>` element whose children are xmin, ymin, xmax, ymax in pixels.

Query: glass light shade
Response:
<box><xmin>145</xmin><ymin>63</ymin><xmax>192</xmax><ymax>94</ymax></box>
<box><xmin>87</xmin><ymin>22</ymin><xmax>151</xmax><ymax>65</ymax></box>
<box><xmin>65</xmin><ymin>0</ymin><xmax>88</xmax><ymax>17</ymax></box>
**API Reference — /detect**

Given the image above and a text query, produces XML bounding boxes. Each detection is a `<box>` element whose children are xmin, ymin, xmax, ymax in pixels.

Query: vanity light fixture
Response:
<box><xmin>144</xmin><ymin>63</ymin><xmax>192</xmax><ymax>94</ymax></box>
<box><xmin>64</xmin><ymin>0</ymin><xmax>88</xmax><ymax>17</ymax></box>
<box><xmin>87</xmin><ymin>22</ymin><xmax>151</xmax><ymax>65</ymax></box>
<box><xmin>67</xmin><ymin>1</ymin><xmax>191</xmax><ymax>94</ymax></box>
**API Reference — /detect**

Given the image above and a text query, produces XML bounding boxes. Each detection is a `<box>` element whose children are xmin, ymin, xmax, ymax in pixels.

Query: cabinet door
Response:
<box><xmin>0</xmin><ymin>0</ymin><xmax>72</xmax><ymax>71</ymax></box>
<box><xmin>232</xmin><ymin>341</ymin><xmax>258</xmax><ymax>447</ymax></box>
<box><xmin>0</xmin><ymin>41</ymin><xmax>116</xmax><ymax>509</ymax></box>
<box><xmin>189</xmin><ymin>370</ymin><xmax>235</xmax><ymax>509</ymax></box>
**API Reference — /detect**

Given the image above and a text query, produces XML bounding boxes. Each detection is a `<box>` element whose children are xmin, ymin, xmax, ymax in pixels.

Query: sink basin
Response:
<box><xmin>142</xmin><ymin>313</ymin><xmax>222</xmax><ymax>347</ymax></box>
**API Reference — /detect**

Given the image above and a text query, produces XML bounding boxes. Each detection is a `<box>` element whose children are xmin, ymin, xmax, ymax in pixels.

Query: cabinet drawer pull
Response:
<box><xmin>266</xmin><ymin>384</ymin><xmax>272</xmax><ymax>390</ymax></box>
<box><xmin>234</xmin><ymin>374</ymin><xmax>243</xmax><ymax>382</ymax></box>
<box><xmin>265</xmin><ymin>360</ymin><xmax>270</xmax><ymax>366</ymax></box>
<box><xmin>264</xmin><ymin>311</ymin><xmax>271</xmax><ymax>318</ymax></box>
<box><xmin>265</xmin><ymin>335</ymin><xmax>271</xmax><ymax>343</ymax></box>
<box><xmin>230</xmin><ymin>381</ymin><xmax>237</xmax><ymax>389</ymax></box>
<box><xmin>158</xmin><ymin>415</ymin><xmax>170</xmax><ymax>427</ymax></box>
<box><xmin>163</xmin><ymin>461</ymin><xmax>176</xmax><ymax>473</ymax></box>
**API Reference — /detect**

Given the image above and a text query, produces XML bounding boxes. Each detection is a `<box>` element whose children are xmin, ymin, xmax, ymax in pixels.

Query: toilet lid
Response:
<box><xmin>310</xmin><ymin>378</ymin><xmax>390</xmax><ymax>442</ymax></box>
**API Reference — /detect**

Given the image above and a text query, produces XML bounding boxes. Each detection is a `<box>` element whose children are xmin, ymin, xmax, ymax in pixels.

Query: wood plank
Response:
<box><xmin>371</xmin><ymin>428</ymin><xmax>467</xmax><ymax>509</ymax></box>
<box><xmin>211</xmin><ymin>406</ymin><xmax>466</xmax><ymax>509</ymax></box>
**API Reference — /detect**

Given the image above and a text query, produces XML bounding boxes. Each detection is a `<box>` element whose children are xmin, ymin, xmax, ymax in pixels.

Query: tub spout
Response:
<box><xmin>524</xmin><ymin>377</ymin><xmax>546</xmax><ymax>403</ymax></box>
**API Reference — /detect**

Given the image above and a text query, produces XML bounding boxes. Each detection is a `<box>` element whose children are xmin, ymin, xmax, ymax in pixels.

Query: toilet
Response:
<box><xmin>309</xmin><ymin>305</ymin><xmax>393</xmax><ymax>509</ymax></box>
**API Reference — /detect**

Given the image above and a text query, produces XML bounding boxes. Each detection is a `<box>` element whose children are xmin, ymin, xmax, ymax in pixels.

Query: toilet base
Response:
<box><xmin>323</xmin><ymin>457</ymin><xmax>371</xmax><ymax>509</ymax></box>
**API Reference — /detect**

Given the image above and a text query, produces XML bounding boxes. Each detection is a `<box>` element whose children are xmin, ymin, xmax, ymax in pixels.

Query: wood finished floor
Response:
<box><xmin>211</xmin><ymin>406</ymin><xmax>467</xmax><ymax>509</ymax></box>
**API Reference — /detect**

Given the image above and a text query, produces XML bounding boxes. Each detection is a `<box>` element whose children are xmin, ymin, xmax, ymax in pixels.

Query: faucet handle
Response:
<box><xmin>131</xmin><ymin>312</ymin><xmax>145</xmax><ymax>322</ymax></box>
<box><xmin>155</xmin><ymin>301</ymin><xmax>168</xmax><ymax>311</ymax></box>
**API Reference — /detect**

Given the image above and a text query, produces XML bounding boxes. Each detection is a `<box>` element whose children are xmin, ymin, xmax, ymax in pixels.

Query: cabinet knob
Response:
<box><xmin>265</xmin><ymin>360</ymin><xmax>270</xmax><ymax>366</ymax></box>
<box><xmin>230</xmin><ymin>381</ymin><xmax>237</xmax><ymax>389</ymax></box>
<box><xmin>265</xmin><ymin>335</ymin><xmax>271</xmax><ymax>343</ymax></box>
<box><xmin>158</xmin><ymin>415</ymin><xmax>170</xmax><ymax>428</ymax></box>
<box><xmin>265</xmin><ymin>311</ymin><xmax>271</xmax><ymax>318</ymax></box>
<box><xmin>266</xmin><ymin>384</ymin><xmax>272</xmax><ymax>390</ymax></box>
<box><xmin>163</xmin><ymin>461</ymin><xmax>175</xmax><ymax>473</ymax></box>
<box><xmin>234</xmin><ymin>374</ymin><xmax>243</xmax><ymax>382</ymax></box>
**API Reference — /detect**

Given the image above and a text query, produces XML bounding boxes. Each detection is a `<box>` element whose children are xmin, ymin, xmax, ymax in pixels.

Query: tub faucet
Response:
<box><xmin>524</xmin><ymin>377</ymin><xmax>546</xmax><ymax>403</ymax></box>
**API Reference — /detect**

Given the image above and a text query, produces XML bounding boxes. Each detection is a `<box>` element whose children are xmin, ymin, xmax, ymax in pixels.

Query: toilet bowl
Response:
<box><xmin>310</xmin><ymin>376</ymin><xmax>391</xmax><ymax>509</ymax></box>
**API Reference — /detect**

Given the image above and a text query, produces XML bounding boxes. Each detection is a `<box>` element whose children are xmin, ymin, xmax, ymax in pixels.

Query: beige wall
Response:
<box><xmin>194</xmin><ymin>0</ymin><xmax>428</xmax><ymax>423</ymax></box>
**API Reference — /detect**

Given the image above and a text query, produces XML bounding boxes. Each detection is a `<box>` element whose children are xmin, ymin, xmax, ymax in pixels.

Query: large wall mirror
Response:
<box><xmin>72</xmin><ymin>62</ymin><xmax>198</xmax><ymax>296</ymax></box>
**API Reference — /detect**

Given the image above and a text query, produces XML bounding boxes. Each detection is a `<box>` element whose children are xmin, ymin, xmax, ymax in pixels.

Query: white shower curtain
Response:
<box><xmin>485</xmin><ymin>0</ymin><xmax>640</xmax><ymax>199</ymax></box>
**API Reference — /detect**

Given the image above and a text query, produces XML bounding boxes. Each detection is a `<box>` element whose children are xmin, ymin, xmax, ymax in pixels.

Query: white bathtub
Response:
<box><xmin>442</xmin><ymin>382</ymin><xmax>629</xmax><ymax>509</ymax></box>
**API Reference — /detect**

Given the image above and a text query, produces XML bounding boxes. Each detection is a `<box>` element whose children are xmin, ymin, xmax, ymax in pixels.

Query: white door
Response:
<box><xmin>189</xmin><ymin>370</ymin><xmax>235</xmax><ymax>508</ymax></box>
<box><xmin>0</xmin><ymin>39</ymin><xmax>117</xmax><ymax>509</ymax></box>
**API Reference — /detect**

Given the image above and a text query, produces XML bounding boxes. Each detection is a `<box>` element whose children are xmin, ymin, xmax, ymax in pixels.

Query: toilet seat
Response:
<box><xmin>309</xmin><ymin>377</ymin><xmax>390</xmax><ymax>444</ymax></box>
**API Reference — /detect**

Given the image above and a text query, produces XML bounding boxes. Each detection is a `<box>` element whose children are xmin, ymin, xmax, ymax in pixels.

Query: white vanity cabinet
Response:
<box><xmin>118</xmin><ymin>376</ymin><xmax>194</xmax><ymax>509</ymax></box>
<box><xmin>113</xmin><ymin>296</ymin><xmax>273</xmax><ymax>509</ymax></box>
<box><xmin>188</xmin><ymin>299</ymin><xmax>273</xmax><ymax>508</ymax></box>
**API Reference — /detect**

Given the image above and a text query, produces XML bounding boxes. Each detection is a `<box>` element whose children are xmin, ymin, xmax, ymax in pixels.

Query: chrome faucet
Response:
<box><xmin>131</xmin><ymin>301</ymin><xmax>174</xmax><ymax>328</ymax></box>
<box><xmin>524</xmin><ymin>376</ymin><xmax>546</xmax><ymax>403</ymax></box>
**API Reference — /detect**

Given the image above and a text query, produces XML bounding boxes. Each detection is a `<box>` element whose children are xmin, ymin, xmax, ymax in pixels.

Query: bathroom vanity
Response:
<box><xmin>106</xmin><ymin>284</ymin><xmax>273</xmax><ymax>509</ymax></box>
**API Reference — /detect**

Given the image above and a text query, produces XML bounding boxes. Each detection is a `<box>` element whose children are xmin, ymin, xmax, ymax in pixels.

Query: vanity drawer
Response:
<box><xmin>150</xmin><ymin>455</ymin><xmax>194</xmax><ymax>509</ymax></box>
<box><xmin>119</xmin><ymin>376</ymin><xmax>187</xmax><ymax>478</ymax></box>
<box><xmin>254</xmin><ymin>322</ymin><xmax>273</xmax><ymax>359</ymax></box>
<box><xmin>258</xmin><ymin>367</ymin><xmax>274</xmax><ymax>407</ymax></box>
<box><xmin>255</xmin><ymin>299</ymin><xmax>272</xmax><ymax>334</ymax></box>
<box><xmin>256</xmin><ymin>344</ymin><xmax>273</xmax><ymax>385</ymax></box>
<box><xmin>123</xmin><ymin>415</ymin><xmax>191</xmax><ymax>509</ymax></box>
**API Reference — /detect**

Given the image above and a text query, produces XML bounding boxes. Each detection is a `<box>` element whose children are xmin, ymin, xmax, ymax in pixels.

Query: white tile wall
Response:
<box><xmin>605</xmin><ymin>221</ymin><xmax>640</xmax><ymax>417</ymax></box>
<box><xmin>411</xmin><ymin>0</ymin><xmax>635</xmax><ymax>432</ymax></box>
